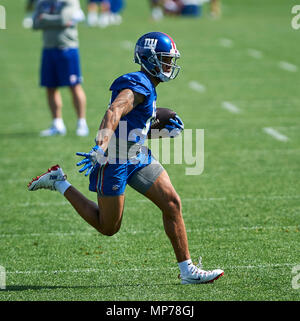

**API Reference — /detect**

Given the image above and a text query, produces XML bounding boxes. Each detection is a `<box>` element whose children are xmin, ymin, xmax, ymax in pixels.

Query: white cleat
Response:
<box><xmin>76</xmin><ymin>124</ymin><xmax>89</xmax><ymax>137</ymax></box>
<box><xmin>40</xmin><ymin>126</ymin><xmax>66</xmax><ymax>137</ymax></box>
<box><xmin>22</xmin><ymin>16</ymin><xmax>33</xmax><ymax>29</ymax></box>
<box><xmin>109</xmin><ymin>14</ymin><xmax>122</xmax><ymax>25</ymax></box>
<box><xmin>179</xmin><ymin>257</ymin><xmax>224</xmax><ymax>285</ymax></box>
<box><xmin>98</xmin><ymin>13</ymin><xmax>110</xmax><ymax>28</ymax></box>
<box><xmin>28</xmin><ymin>165</ymin><xmax>67</xmax><ymax>191</ymax></box>
<box><xmin>87</xmin><ymin>12</ymin><xmax>98</xmax><ymax>27</ymax></box>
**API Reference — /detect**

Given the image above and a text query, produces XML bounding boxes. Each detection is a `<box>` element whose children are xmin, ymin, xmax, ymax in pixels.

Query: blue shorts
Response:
<box><xmin>110</xmin><ymin>0</ymin><xmax>124</xmax><ymax>13</ymax></box>
<box><xmin>181</xmin><ymin>5</ymin><xmax>201</xmax><ymax>17</ymax></box>
<box><xmin>89</xmin><ymin>148</ymin><xmax>157</xmax><ymax>196</ymax></box>
<box><xmin>40</xmin><ymin>48</ymin><xmax>82</xmax><ymax>88</ymax></box>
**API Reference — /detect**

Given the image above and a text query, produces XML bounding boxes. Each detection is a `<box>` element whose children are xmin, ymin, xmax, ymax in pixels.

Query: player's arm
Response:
<box><xmin>95</xmin><ymin>89</ymin><xmax>145</xmax><ymax>151</ymax></box>
<box><xmin>76</xmin><ymin>89</ymin><xmax>144</xmax><ymax>176</ymax></box>
<box><xmin>33</xmin><ymin>0</ymin><xmax>80</xmax><ymax>29</ymax></box>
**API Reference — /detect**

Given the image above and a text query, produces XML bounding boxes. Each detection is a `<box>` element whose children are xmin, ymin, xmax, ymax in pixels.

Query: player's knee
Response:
<box><xmin>99</xmin><ymin>224</ymin><xmax>120</xmax><ymax>237</ymax></box>
<box><xmin>165</xmin><ymin>193</ymin><xmax>182</xmax><ymax>214</ymax></box>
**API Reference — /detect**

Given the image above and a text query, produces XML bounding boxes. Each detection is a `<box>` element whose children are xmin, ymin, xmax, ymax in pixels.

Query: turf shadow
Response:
<box><xmin>0</xmin><ymin>132</ymin><xmax>39</xmax><ymax>139</ymax></box>
<box><xmin>3</xmin><ymin>283</ymin><xmax>180</xmax><ymax>292</ymax></box>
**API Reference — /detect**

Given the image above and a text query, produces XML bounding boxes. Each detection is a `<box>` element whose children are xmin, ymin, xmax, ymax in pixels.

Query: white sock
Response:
<box><xmin>178</xmin><ymin>259</ymin><xmax>193</xmax><ymax>275</ymax></box>
<box><xmin>87</xmin><ymin>12</ymin><xmax>98</xmax><ymax>26</ymax></box>
<box><xmin>77</xmin><ymin>118</ymin><xmax>87</xmax><ymax>127</ymax></box>
<box><xmin>53</xmin><ymin>118</ymin><xmax>65</xmax><ymax>130</ymax></box>
<box><xmin>55</xmin><ymin>180</ymin><xmax>71</xmax><ymax>195</ymax></box>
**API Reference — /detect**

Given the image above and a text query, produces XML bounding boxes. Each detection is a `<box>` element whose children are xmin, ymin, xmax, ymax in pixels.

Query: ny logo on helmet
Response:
<box><xmin>144</xmin><ymin>38</ymin><xmax>158</xmax><ymax>50</ymax></box>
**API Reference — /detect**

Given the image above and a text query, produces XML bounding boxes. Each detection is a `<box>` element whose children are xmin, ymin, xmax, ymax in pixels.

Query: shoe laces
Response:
<box><xmin>189</xmin><ymin>257</ymin><xmax>210</xmax><ymax>276</ymax></box>
<box><xmin>197</xmin><ymin>256</ymin><xmax>203</xmax><ymax>270</ymax></box>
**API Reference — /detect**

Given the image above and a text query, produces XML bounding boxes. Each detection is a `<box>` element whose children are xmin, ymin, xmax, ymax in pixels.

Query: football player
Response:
<box><xmin>28</xmin><ymin>32</ymin><xmax>224</xmax><ymax>284</ymax></box>
<box><xmin>32</xmin><ymin>0</ymin><xmax>89</xmax><ymax>137</ymax></box>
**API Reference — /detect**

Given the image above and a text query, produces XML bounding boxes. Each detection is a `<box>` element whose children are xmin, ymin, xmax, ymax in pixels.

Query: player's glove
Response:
<box><xmin>165</xmin><ymin>115</ymin><xmax>184</xmax><ymax>138</ymax></box>
<box><xmin>76</xmin><ymin>145</ymin><xmax>106</xmax><ymax>176</ymax></box>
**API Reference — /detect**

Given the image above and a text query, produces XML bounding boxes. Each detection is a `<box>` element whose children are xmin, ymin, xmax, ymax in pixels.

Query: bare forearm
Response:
<box><xmin>96</xmin><ymin>109</ymin><xmax>122</xmax><ymax>151</ymax></box>
<box><xmin>95</xmin><ymin>89</ymin><xmax>143</xmax><ymax>150</ymax></box>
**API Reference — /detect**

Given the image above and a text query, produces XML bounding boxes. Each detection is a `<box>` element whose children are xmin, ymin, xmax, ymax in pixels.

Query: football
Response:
<box><xmin>150</xmin><ymin>107</ymin><xmax>177</xmax><ymax>130</ymax></box>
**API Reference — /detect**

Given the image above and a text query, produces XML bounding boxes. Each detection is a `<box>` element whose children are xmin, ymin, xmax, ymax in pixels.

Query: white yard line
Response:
<box><xmin>5</xmin><ymin>262</ymin><xmax>297</xmax><ymax>275</ymax></box>
<box><xmin>247</xmin><ymin>49</ymin><xmax>263</xmax><ymax>59</ymax></box>
<box><xmin>278</xmin><ymin>61</ymin><xmax>298</xmax><ymax>72</ymax></box>
<box><xmin>182</xmin><ymin>197</ymin><xmax>226</xmax><ymax>202</ymax></box>
<box><xmin>219</xmin><ymin>38</ymin><xmax>233</xmax><ymax>48</ymax></box>
<box><xmin>263</xmin><ymin>127</ymin><xmax>289</xmax><ymax>142</ymax></box>
<box><xmin>0</xmin><ymin>224</ymin><xmax>298</xmax><ymax>239</ymax></box>
<box><xmin>221</xmin><ymin>101</ymin><xmax>240</xmax><ymax>114</ymax></box>
<box><xmin>188</xmin><ymin>81</ymin><xmax>206</xmax><ymax>93</ymax></box>
<box><xmin>15</xmin><ymin>201</ymin><xmax>69</xmax><ymax>207</ymax></box>
<box><xmin>120</xmin><ymin>40</ymin><xmax>134</xmax><ymax>51</ymax></box>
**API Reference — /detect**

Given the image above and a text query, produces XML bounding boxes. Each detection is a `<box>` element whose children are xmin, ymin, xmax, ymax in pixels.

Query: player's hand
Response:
<box><xmin>165</xmin><ymin>115</ymin><xmax>184</xmax><ymax>137</ymax></box>
<box><xmin>76</xmin><ymin>145</ymin><xmax>106</xmax><ymax>176</ymax></box>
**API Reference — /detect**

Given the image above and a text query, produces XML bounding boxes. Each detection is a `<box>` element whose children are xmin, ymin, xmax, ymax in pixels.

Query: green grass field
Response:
<box><xmin>0</xmin><ymin>0</ymin><xmax>300</xmax><ymax>301</ymax></box>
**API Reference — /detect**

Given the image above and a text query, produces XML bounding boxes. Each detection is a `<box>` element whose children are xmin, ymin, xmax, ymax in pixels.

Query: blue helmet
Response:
<box><xmin>134</xmin><ymin>32</ymin><xmax>181</xmax><ymax>82</ymax></box>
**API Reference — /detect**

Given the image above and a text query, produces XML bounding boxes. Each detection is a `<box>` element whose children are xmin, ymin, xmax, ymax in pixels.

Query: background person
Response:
<box><xmin>33</xmin><ymin>0</ymin><xmax>89</xmax><ymax>137</ymax></box>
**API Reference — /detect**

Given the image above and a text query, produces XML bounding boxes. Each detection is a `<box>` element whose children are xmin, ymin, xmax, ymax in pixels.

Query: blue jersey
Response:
<box><xmin>109</xmin><ymin>71</ymin><xmax>157</xmax><ymax>144</ymax></box>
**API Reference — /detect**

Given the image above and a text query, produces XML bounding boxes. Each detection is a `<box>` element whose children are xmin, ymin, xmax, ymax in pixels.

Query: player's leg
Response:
<box><xmin>39</xmin><ymin>87</ymin><xmax>66</xmax><ymax>136</ymax></box>
<box><xmin>69</xmin><ymin>84</ymin><xmax>89</xmax><ymax>136</ymax></box>
<box><xmin>97</xmin><ymin>195</ymin><xmax>125</xmax><ymax>236</ymax></box>
<box><xmin>90</xmin><ymin>161</ymin><xmax>128</xmax><ymax>235</ymax></box>
<box><xmin>47</xmin><ymin>87</ymin><xmax>63</xmax><ymax>119</ymax></box>
<box><xmin>145</xmin><ymin>170</ymin><xmax>224</xmax><ymax>284</ymax></box>
<box><xmin>40</xmin><ymin>49</ymin><xmax>66</xmax><ymax>136</ymax></box>
<box><xmin>28</xmin><ymin>165</ymin><xmax>125</xmax><ymax>236</ymax></box>
<box><xmin>69</xmin><ymin>84</ymin><xmax>86</xmax><ymax>119</ymax></box>
<box><xmin>210</xmin><ymin>0</ymin><xmax>221</xmax><ymax>18</ymax></box>
<box><xmin>145</xmin><ymin>170</ymin><xmax>190</xmax><ymax>263</ymax></box>
<box><xmin>87</xmin><ymin>0</ymin><xmax>100</xmax><ymax>26</ymax></box>
<box><xmin>109</xmin><ymin>0</ymin><xmax>123</xmax><ymax>25</ymax></box>
<box><xmin>129</xmin><ymin>162</ymin><xmax>224</xmax><ymax>284</ymax></box>
<box><xmin>58</xmin><ymin>47</ymin><xmax>88</xmax><ymax>136</ymax></box>
<box><xmin>64</xmin><ymin>187</ymin><xmax>125</xmax><ymax>236</ymax></box>
<box><xmin>98</xmin><ymin>0</ymin><xmax>111</xmax><ymax>28</ymax></box>
<box><xmin>128</xmin><ymin>161</ymin><xmax>189</xmax><ymax>262</ymax></box>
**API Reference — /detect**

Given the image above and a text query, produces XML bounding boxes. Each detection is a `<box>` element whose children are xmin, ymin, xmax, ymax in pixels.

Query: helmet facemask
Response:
<box><xmin>149</xmin><ymin>51</ymin><xmax>181</xmax><ymax>82</ymax></box>
<box><xmin>136</xmin><ymin>49</ymin><xmax>181</xmax><ymax>82</ymax></box>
